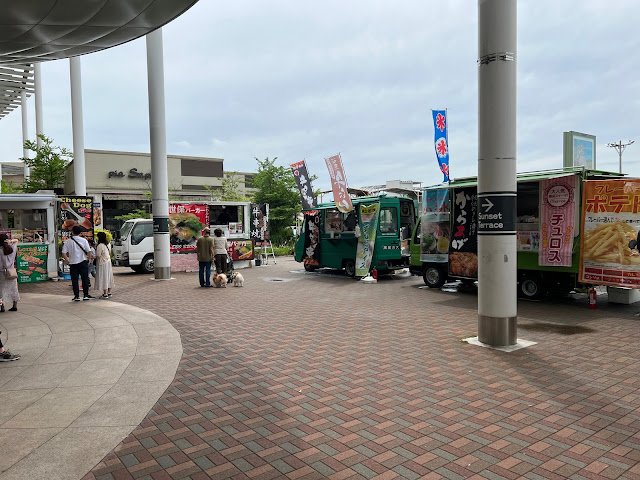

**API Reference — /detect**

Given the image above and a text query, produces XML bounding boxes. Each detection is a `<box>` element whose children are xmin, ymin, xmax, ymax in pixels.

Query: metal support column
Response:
<box><xmin>146</xmin><ymin>28</ymin><xmax>171</xmax><ymax>280</ymax></box>
<box><xmin>34</xmin><ymin>62</ymin><xmax>43</xmax><ymax>147</ymax></box>
<box><xmin>21</xmin><ymin>91</ymin><xmax>30</xmax><ymax>179</ymax></box>
<box><xmin>477</xmin><ymin>0</ymin><xmax>518</xmax><ymax>346</ymax></box>
<box><xmin>70</xmin><ymin>57</ymin><xmax>87</xmax><ymax>196</ymax></box>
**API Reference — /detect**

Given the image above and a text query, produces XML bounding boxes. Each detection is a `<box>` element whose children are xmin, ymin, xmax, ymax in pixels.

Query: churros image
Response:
<box><xmin>34</xmin><ymin>267</ymin><xmax>47</xmax><ymax>274</ymax></box>
<box><xmin>22</xmin><ymin>255</ymin><xmax>45</xmax><ymax>265</ymax></box>
<box><xmin>18</xmin><ymin>270</ymin><xmax>32</xmax><ymax>276</ymax></box>
<box><xmin>583</xmin><ymin>221</ymin><xmax>640</xmax><ymax>265</ymax></box>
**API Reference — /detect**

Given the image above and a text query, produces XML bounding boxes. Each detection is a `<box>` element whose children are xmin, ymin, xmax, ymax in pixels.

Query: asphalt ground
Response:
<box><xmin>16</xmin><ymin>257</ymin><xmax>640</xmax><ymax>480</ymax></box>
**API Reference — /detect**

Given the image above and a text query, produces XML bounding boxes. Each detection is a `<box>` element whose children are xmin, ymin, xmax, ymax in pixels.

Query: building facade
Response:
<box><xmin>64</xmin><ymin>150</ymin><xmax>255</xmax><ymax>232</ymax></box>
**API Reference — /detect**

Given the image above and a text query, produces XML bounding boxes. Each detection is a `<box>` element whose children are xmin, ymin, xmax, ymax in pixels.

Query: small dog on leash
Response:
<box><xmin>213</xmin><ymin>273</ymin><xmax>227</xmax><ymax>288</ymax></box>
<box><xmin>232</xmin><ymin>272</ymin><xmax>244</xmax><ymax>287</ymax></box>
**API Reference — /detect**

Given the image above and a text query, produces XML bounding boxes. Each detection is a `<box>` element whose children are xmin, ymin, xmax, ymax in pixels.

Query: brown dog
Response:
<box><xmin>213</xmin><ymin>273</ymin><xmax>227</xmax><ymax>288</ymax></box>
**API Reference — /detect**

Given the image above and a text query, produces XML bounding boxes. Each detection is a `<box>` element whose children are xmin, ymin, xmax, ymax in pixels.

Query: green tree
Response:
<box><xmin>205</xmin><ymin>172</ymin><xmax>250</xmax><ymax>202</ymax></box>
<box><xmin>20</xmin><ymin>134</ymin><xmax>72</xmax><ymax>193</ymax></box>
<box><xmin>1</xmin><ymin>180</ymin><xmax>21</xmax><ymax>193</ymax></box>
<box><xmin>251</xmin><ymin>157</ymin><xmax>301</xmax><ymax>245</ymax></box>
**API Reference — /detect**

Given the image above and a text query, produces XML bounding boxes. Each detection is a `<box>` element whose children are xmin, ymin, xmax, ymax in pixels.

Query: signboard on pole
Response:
<box><xmin>563</xmin><ymin>131</ymin><xmax>596</xmax><ymax>169</ymax></box>
<box><xmin>579</xmin><ymin>179</ymin><xmax>640</xmax><ymax>287</ymax></box>
<box><xmin>59</xmin><ymin>196</ymin><xmax>93</xmax><ymax>243</ymax></box>
<box><xmin>325</xmin><ymin>154</ymin><xmax>354</xmax><ymax>213</ymax></box>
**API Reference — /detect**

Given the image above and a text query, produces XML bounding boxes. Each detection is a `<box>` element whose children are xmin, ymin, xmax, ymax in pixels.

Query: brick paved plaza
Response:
<box><xmin>18</xmin><ymin>257</ymin><xmax>640</xmax><ymax>480</ymax></box>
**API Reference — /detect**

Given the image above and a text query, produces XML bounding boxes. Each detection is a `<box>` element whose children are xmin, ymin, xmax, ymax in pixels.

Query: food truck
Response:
<box><xmin>410</xmin><ymin>167</ymin><xmax>629</xmax><ymax>298</ymax></box>
<box><xmin>113</xmin><ymin>201</ymin><xmax>254</xmax><ymax>273</ymax></box>
<box><xmin>294</xmin><ymin>195</ymin><xmax>418</xmax><ymax>276</ymax></box>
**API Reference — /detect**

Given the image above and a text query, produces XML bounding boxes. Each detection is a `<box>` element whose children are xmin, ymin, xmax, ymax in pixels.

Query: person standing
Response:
<box><xmin>61</xmin><ymin>226</ymin><xmax>94</xmax><ymax>301</ymax></box>
<box><xmin>213</xmin><ymin>228</ymin><xmax>229</xmax><ymax>274</ymax></box>
<box><xmin>94</xmin><ymin>231</ymin><xmax>115</xmax><ymax>298</ymax></box>
<box><xmin>0</xmin><ymin>234</ymin><xmax>19</xmax><ymax>312</ymax></box>
<box><xmin>87</xmin><ymin>238</ymin><xmax>97</xmax><ymax>286</ymax></box>
<box><xmin>196</xmin><ymin>227</ymin><xmax>214</xmax><ymax>287</ymax></box>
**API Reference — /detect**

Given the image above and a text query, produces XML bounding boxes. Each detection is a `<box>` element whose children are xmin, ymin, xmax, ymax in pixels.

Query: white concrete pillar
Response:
<box><xmin>70</xmin><ymin>57</ymin><xmax>86</xmax><ymax>196</ymax></box>
<box><xmin>21</xmin><ymin>91</ymin><xmax>30</xmax><ymax>179</ymax></box>
<box><xmin>146</xmin><ymin>28</ymin><xmax>171</xmax><ymax>280</ymax></box>
<box><xmin>477</xmin><ymin>0</ymin><xmax>518</xmax><ymax>346</ymax></box>
<box><xmin>34</xmin><ymin>62</ymin><xmax>43</xmax><ymax>148</ymax></box>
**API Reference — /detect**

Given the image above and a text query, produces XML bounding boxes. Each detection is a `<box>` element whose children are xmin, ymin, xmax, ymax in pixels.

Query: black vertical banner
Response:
<box><xmin>449</xmin><ymin>187</ymin><xmax>478</xmax><ymax>278</ymax></box>
<box><xmin>250</xmin><ymin>203</ymin><xmax>270</xmax><ymax>242</ymax></box>
<box><xmin>290</xmin><ymin>160</ymin><xmax>317</xmax><ymax>210</ymax></box>
<box><xmin>302</xmin><ymin>211</ymin><xmax>321</xmax><ymax>265</ymax></box>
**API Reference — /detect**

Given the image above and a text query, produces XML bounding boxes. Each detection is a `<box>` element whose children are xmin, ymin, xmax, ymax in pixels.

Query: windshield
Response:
<box><xmin>120</xmin><ymin>221</ymin><xmax>134</xmax><ymax>241</ymax></box>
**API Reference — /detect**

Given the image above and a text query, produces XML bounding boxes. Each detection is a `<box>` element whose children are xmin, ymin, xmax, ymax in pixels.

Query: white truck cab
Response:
<box><xmin>113</xmin><ymin>218</ymin><xmax>154</xmax><ymax>274</ymax></box>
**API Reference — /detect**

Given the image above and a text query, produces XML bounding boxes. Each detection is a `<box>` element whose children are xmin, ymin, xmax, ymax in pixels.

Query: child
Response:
<box><xmin>88</xmin><ymin>238</ymin><xmax>97</xmax><ymax>286</ymax></box>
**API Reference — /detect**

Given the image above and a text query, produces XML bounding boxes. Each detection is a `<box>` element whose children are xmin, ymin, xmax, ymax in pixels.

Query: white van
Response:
<box><xmin>113</xmin><ymin>218</ymin><xmax>154</xmax><ymax>274</ymax></box>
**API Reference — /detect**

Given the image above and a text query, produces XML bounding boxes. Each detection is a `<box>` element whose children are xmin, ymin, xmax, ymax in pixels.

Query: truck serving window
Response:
<box><xmin>379</xmin><ymin>207</ymin><xmax>398</xmax><ymax>233</ymax></box>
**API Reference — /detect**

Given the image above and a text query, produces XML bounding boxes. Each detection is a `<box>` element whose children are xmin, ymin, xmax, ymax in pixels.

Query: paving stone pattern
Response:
<box><xmin>19</xmin><ymin>258</ymin><xmax>640</xmax><ymax>479</ymax></box>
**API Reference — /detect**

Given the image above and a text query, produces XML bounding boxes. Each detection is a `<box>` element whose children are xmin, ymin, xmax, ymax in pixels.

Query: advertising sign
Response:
<box><xmin>59</xmin><ymin>196</ymin><xmax>93</xmax><ymax>242</ymax></box>
<box><xmin>449</xmin><ymin>187</ymin><xmax>478</xmax><ymax>278</ymax></box>
<box><xmin>16</xmin><ymin>244</ymin><xmax>49</xmax><ymax>283</ymax></box>
<box><xmin>290</xmin><ymin>160</ymin><xmax>317</xmax><ymax>210</ymax></box>
<box><xmin>420</xmin><ymin>188</ymin><xmax>450</xmax><ymax>263</ymax></box>
<box><xmin>563</xmin><ymin>131</ymin><xmax>596</xmax><ymax>169</ymax></box>
<box><xmin>579</xmin><ymin>180</ymin><xmax>640</xmax><ymax>287</ymax></box>
<box><xmin>302</xmin><ymin>211</ymin><xmax>321</xmax><ymax>266</ymax></box>
<box><xmin>168</xmin><ymin>204</ymin><xmax>209</xmax><ymax>252</ymax></box>
<box><xmin>355</xmin><ymin>203</ymin><xmax>380</xmax><ymax>276</ymax></box>
<box><xmin>539</xmin><ymin>176</ymin><xmax>577</xmax><ymax>266</ymax></box>
<box><xmin>227</xmin><ymin>240</ymin><xmax>254</xmax><ymax>261</ymax></box>
<box><xmin>431</xmin><ymin>109</ymin><xmax>450</xmax><ymax>182</ymax></box>
<box><xmin>250</xmin><ymin>203</ymin><xmax>270</xmax><ymax>241</ymax></box>
<box><xmin>325</xmin><ymin>154</ymin><xmax>354</xmax><ymax>213</ymax></box>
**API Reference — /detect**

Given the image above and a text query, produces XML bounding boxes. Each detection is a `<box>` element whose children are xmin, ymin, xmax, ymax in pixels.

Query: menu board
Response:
<box><xmin>17</xmin><ymin>244</ymin><xmax>49</xmax><ymax>283</ymax></box>
<box><xmin>449</xmin><ymin>187</ymin><xmax>478</xmax><ymax>278</ymax></box>
<box><xmin>227</xmin><ymin>240</ymin><xmax>254</xmax><ymax>261</ymax></box>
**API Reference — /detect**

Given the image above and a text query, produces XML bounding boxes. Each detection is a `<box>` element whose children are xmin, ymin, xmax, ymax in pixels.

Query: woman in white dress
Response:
<box><xmin>94</xmin><ymin>231</ymin><xmax>114</xmax><ymax>298</ymax></box>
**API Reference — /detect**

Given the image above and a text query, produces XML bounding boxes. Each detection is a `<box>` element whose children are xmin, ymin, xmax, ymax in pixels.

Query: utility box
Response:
<box><xmin>607</xmin><ymin>286</ymin><xmax>640</xmax><ymax>304</ymax></box>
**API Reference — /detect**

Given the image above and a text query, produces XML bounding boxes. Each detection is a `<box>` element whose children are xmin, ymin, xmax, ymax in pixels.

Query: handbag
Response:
<box><xmin>5</xmin><ymin>267</ymin><xmax>17</xmax><ymax>279</ymax></box>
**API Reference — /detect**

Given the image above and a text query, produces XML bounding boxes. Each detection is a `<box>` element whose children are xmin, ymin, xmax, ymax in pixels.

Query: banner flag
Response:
<box><xmin>290</xmin><ymin>160</ymin><xmax>316</xmax><ymax>210</ymax></box>
<box><xmin>539</xmin><ymin>176</ymin><xmax>577</xmax><ymax>266</ymax></box>
<box><xmin>432</xmin><ymin>109</ymin><xmax>450</xmax><ymax>183</ymax></box>
<box><xmin>250</xmin><ymin>203</ymin><xmax>270</xmax><ymax>241</ymax></box>
<box><xmin>355</xmin><ymin>203</ymin><xmax>380</xmax><ymax>276</ymax></box>
<box><xmin>325</xmin><ymin>153</ymin><xmax>354</xmax><ymax>213</ymax></box>
<box><xmin>302</xmin><ymin>211</ymin><xmax>321</xmax><ymax>265</ymax></box>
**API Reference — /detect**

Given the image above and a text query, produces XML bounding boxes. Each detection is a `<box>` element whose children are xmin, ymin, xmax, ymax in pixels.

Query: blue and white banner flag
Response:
<box><xmin>432</xmin><ymin>109</ymin><xmax>450</xmax><ymax>183</ymax></box>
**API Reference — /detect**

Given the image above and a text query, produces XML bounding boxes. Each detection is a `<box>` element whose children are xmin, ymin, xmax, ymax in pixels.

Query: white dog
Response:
<box><xmin>213</xmin><ymin>273</ymin><xmax>227</xmax><ymax>288</ymax></box>
<box><xmin>233</xmin><ymin>272</ymin><xmax>244</xmax><ymax>287</ymax></box>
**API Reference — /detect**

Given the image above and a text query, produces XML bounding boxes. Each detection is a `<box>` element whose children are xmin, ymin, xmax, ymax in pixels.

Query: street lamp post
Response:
<box><xmin>607</xmin><ymin>140</ymin><xmax>634</xmax><ymax>174</ymax></box>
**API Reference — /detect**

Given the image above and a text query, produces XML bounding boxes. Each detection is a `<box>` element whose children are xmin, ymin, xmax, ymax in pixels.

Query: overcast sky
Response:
<box><xmin>1</xmin><ymin>0</ymin><xmax>639</xmax><ymax>193</ymax></box>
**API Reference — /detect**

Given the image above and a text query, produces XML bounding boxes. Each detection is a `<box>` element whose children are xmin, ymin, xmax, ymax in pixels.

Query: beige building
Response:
<box><xmin>64</xmin><ymin>149</ymin><xmax>256</xmax><ymax>232</ymax></box>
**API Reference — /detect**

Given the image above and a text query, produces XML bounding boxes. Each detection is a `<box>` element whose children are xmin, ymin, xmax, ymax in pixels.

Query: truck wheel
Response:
<box><xmin>344</xmin><ymin>259</ymin><xmax>356</xmax><ymax>277</ymax></box>
<box><xmin>519</xmin><ymin>275</ymin><xmax>545</xmax><ymax>300</ymax></box>
<box><xmin>304</xmin><ymin>264</ymin><xmax>317</xmax><ymax>272</ymax></box>
<box><xmin>141</xmin><ymin>255</ymin><xmax>154</xmax><ymax>275</ymax></box>
<box><xmin>423</xmin><ymin>265</ymin><xmax>446</xmax><ymax>288</ymax></box>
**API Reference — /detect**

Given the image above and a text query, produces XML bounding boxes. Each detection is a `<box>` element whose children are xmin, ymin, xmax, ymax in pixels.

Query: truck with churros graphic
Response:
<box><xmin>411</xmin><ymin>167</ymin><xmax>631</xmax><ymax>299</ymax></box>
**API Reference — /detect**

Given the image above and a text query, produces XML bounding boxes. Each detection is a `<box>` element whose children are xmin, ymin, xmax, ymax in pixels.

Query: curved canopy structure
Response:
<box><xmin>0</xmin><ymin>0</ymin><xmax>199</xmax><ymax>65</ymax></box>
<box><xmin>0</xmin><ymin>65</ymin><xmax>33</xmax><ymax>119</ymax></box>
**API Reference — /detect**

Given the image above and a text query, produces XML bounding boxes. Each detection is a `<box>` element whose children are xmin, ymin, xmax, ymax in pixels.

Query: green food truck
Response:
<box><xmin>294</xmin><ymin>195</ymin><xmax>418</xmax><ymax>276</ymax></box>
<box><xmin>409</xmin><ymin>167</ymin><xmax>624</xmax><ymax>298</ymax></box>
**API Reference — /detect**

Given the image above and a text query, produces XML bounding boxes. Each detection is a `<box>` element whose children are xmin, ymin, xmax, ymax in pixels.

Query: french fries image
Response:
<box><xmin>583</xmin><ymin>221</ymin><xmax>640</xmax><ymax>265</ymax></box>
